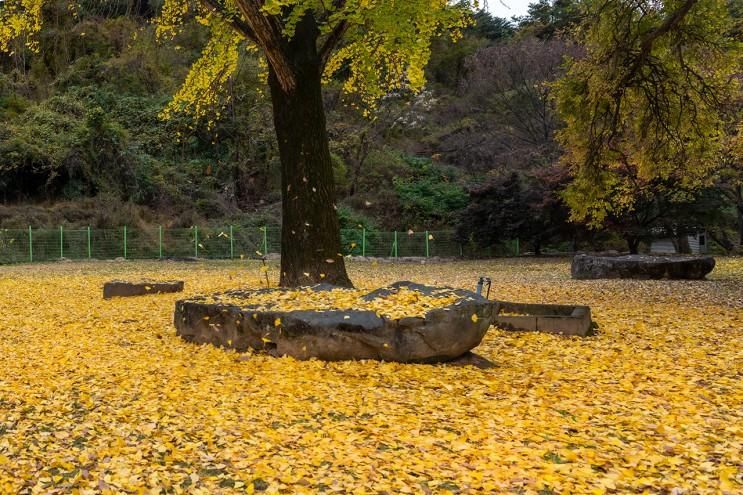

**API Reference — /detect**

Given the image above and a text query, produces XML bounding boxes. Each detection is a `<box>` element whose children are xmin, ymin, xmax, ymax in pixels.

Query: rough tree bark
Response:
<box><xmin>267</xmin><ymin>14</ymin><xmax>352</xmax><ymax>288</ymax></box>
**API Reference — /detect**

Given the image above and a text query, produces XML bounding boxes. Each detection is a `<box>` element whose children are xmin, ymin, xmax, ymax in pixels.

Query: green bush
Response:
<box><xmin>392</xmin><ymin>155</ymin><xmax>468</xmax><ymax>227</ymax></box>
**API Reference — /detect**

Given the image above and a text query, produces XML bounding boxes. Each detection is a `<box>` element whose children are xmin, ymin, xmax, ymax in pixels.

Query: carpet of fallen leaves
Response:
<box><xmin>207</xmin><ymin>286</ymin><xmax>463</xmax><ymax>320</ymax></box>
<box><xmin>0</xmin><ymin>258</ymin><xmax>742</xmax><ymax>495</ymax></box>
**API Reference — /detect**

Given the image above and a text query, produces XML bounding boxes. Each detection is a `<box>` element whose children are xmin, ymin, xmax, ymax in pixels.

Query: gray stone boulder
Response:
<box><xmin>174</xmin><ymin>281</ymin><xmax>494</xmax><ymax>363</ymax></box>
<box><xmin>104</xmin><ymin>280</ymin><xmax>184</xmax><ymax>299</ymax></box>
<box><xmin>571</xmin><ymin>254</ymin><xmax>715</xmax><ymax>280</ymax></box>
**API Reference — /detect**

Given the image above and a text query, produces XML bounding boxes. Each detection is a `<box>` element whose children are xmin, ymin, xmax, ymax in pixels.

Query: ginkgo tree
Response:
<box><xmin>555</xmin><ymin>0</ymin><xmax>741</xmax><ymax>230</ymax></box>
<box><xmin>0</xmin><ymin>0</ymin><xmax>473</xmax><ymax>287</ymax></box>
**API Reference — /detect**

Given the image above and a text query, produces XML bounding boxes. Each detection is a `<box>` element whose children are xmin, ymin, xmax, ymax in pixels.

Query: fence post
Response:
<box><xmin>59</xmin><ymin>226</ymin><xmax>64</xmax><ymax>259</ymax></box>
<box><xmin>229</xmin><ymin>225</ymin><xmax>234</xmax><ymax>259</ymax></box>
<box><xmin>28</xmin><ymin>226</ymin><xmax>33</xmax><ymax>263</ymax></box>
<box><xmin>425</xmin><ymin>230</ymin><xmax>430</xmax><ymax>258</ymax></box>
<box><xmin>87</xmin><ymin>226</ymin><xmax>91</xmax><ymax>260</ymax></box>
<box><xmin>158</xmin><ymin>226</ymin><xmax>163</xmax><ymax>259</ymax></box>
<box><xmin>262</xmin><ymin>226</ymin><xmax>268</xmax><ymax>256</ymax></box>
<box><xmin>123</xmin><ymin>225</ymin><xmax>127</xmax><ymax>259</ymax></box>
<box><xmin>393</xmin><ymin>230</ymin><xmax>398</xmax><ymax>258</ymax></box>
<box><xmin>194</xmin><ymin>226</ymin><xmax>199</xmax><ymax>258</ymax></box>
<box><xmin>362</xmin><ymin>229</ymin><xmax>366</xmax><ymax>257</ymax></box>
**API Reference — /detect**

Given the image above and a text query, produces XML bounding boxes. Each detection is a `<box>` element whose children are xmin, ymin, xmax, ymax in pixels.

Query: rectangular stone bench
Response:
<box><xmin>492</xmin><ymin>301</ymin><xmax>593</xmax><ymax>337</ymax></box>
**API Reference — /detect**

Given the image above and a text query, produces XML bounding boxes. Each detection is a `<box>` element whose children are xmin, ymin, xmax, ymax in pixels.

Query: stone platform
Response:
<box><xmin>103</xmin><ymin>280</ymin><xmax>184</xmax><ymax>299</ymax></box>
<box><xmin>174</xmin><ymin>281</ymin><xmax>494</xmax><ymax>363</ymax></box>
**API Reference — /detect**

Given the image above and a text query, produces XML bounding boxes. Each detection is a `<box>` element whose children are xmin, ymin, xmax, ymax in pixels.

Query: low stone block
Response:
<box><xmin>104</xmin><ymin>280</ymin><xmax>184</xmax><ymax>299</ymax></box>
<box><xmin>572</xmin><ymin>254</ymin><xmax>715</xmax><ymax>280</ymax></box>
<box><xmin>492</xmin><ymin>301</ymin><xmax>593</xmax><ymax>337</ymax></box>
<box><xmin>493</xmin><ymin>315</ymin><xmax>538</xmax><ymax>332</ymax></box>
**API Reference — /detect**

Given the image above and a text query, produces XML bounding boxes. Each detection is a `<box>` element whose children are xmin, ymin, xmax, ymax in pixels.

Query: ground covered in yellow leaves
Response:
<box><xmin>0</xmin><ymin>258</ymin><xmax>741</xmax><ymax>495</ymax></box>
<box><xmin>207</xmin><ymin>286</ymin><xmax>462</xmax><ymax>320</ymax></box>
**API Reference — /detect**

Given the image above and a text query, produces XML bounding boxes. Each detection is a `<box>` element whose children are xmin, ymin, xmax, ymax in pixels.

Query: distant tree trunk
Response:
<box><xmin>626</xmin><ymin>236</ymin><xmax>640</xmax><ymax>254</ymax></box>
<box><xmin>267</xmin><ymin>15</ymin><xmax>352</xmax><ymax>288</ymax></box>
<box><xmin>737</xmin><ymin>185</ymin><xmax>743</xmax><ymax>247</ymax></box>
<box><xmin>676</xmin><ymin>235</ymin><xmax>691</xmax><ymax>254</ymax></box>
<box><xmin>131</xmin><ymin>0</ymin><xmax>153</xmax><ymax>17</ymax></box>
<box><xmin>348</xmin><ymin>131</ymin><xmax>369</xmax><ymax>198</ymax></box>
<box><xmin>533</xmin><ymin>239</ymin><xmax>542</xmax><ymax>256</ymax></box>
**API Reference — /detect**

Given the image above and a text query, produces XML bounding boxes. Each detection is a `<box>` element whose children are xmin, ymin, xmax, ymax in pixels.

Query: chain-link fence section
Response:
<box><xmin>0</xmin><ymin>226</ymin><xmax>519</xmax><ymax>264</ymax></box>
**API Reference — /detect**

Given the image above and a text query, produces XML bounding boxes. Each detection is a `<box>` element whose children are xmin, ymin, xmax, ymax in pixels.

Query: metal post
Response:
<box><xmin>123</xmin><ymin>225</ymin><xmax>127</xmax><ymax>259</ymax></box>
<box><xmin>229</xmin><ymin>225</ymin><xmax>234</xmax><ymax>259</ymax></box>
<box><xmin>87</xmin><ymin>226</ymin><xmax>91</xmax><ymax>259</ymax></box>
<box><xmin>158</xmin><ymin>225</ymin><xmax>163</xmax><ymax>259</ymax></box>
<box><xmin>194</xmin><ymin>226</ymin><xmax>199</xmax><ymax>258</ymax></box>
<box><xmin>262</xmin><ymin>226</ymin><xmax>268</xmax><ymax>256</ymax></box>
<box><xmin>393</xmin><ymin>231</ymin><xmax>398</xmax><ymax>258</ymax></box>
<box><xmin>425</xmin><ymin>230</ymin><xmax>430</xmax><ymax>258</ymax></box>
<box><xmin>59</xmin><ymin>226</ymin><xmax>64</xmax><ymax>259</ymax></box>
<box><xmin>362</xmin><ymin>229</ymin><xmax>366</xmax><ymax>257</ymax></box>
<box><xmin>28</xmin><ymin>226</ymin><xmax>33</xmax><ymax>263</ymax></box>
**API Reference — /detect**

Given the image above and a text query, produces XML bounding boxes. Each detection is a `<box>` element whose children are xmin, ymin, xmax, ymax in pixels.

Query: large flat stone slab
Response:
<box><xmin>572</xmin><ymin>254</ymin><xmax>715</xmax><ymax>280</ymax></box>
<box><xmin>174</xmin><ymin>281</ymin><xmax>494</xmax><ymax>363</ymax></box>
<box><xmin>104</xmin><ymin>280</ymin><xmax>184</xmax><ymax>299</ymax></box>
<box><xmin>492</xmin><ymin>301</ymin><xmax>593</xmax><ymax>337</ymax></box>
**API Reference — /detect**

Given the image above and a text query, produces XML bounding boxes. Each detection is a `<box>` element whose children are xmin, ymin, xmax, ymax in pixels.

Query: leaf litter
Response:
<box><xmin>0</xmin><ymin>258</ymin><xmax>741</xmax><ymax>494</ymax></box>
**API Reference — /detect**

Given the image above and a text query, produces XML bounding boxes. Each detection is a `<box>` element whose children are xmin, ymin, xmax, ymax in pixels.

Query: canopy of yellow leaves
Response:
<box><xmin>0</xmin><ymin>259</ymin><xmax>741</xmax><ymax>494</ymax></box>
<box><xmin>208</xmin><ymin>286</ymin><xmax>461</xmax><ymax>320</ymax></box>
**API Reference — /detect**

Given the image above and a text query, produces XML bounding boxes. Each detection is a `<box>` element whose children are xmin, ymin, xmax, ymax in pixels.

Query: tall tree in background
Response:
<box><xmin>555</xmin><ymin>0</ymin><xmax>741</xmax><ymax>233</ymax></box>
<box><xmin>1</xmin><ymin>0</ymin><xmax>473</xmax><ymax>287</ymax></box>
<box><xmin>517</xmin><ymin>0</ymin><xmax>580</xmax><ymax>39</ymax></box>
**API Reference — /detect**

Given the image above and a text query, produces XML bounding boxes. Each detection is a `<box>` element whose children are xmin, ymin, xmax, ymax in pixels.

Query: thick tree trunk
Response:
<box><xmin>267</xmin><ymin>15</ymin><xmax>352</xmax><ymax>288</ymax></box>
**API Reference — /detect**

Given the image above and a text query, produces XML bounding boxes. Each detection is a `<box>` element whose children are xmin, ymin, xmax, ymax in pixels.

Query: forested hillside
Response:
<box><xmin>1</xmin><ymin>0</ymin><xmax>741</xmax><ymax>254</ymax></box>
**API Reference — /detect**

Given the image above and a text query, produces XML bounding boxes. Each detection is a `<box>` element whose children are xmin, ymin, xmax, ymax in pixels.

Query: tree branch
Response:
<box><xmin>199</xmin><ymin>0</ymin><xmax>258</xmax><ymax>43</ymax></box>
<box><xmin>621</xmin><ymin>0</ymin><xmax>699</xmax><ymax>87</ymax></box>
<box><xmin>319</xmin><ymin>19</ymin><xmax>348</xmax><ymax>70</ymax></box>
<box><xmin>234</xmin><ymin>0</ymin><xmax>297</xmax><ymax>92</ymax></box>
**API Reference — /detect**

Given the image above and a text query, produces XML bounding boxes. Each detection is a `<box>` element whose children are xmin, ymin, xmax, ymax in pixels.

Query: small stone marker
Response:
<box><xmin>103</xmin><ymin>280</ymin><xmax>184</xmax><ymax>299</ymax></box>
<box><xmin>492</xmin><ymin>301</ymin><xmax>593</xmax><ymax>337</ymax></box>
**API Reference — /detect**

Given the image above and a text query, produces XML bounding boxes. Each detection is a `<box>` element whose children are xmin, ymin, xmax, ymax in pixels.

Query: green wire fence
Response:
<box><xmin>0</xmin><ymin>226</ymin><xmax>519</xmax><ymax>264</ymax></box>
